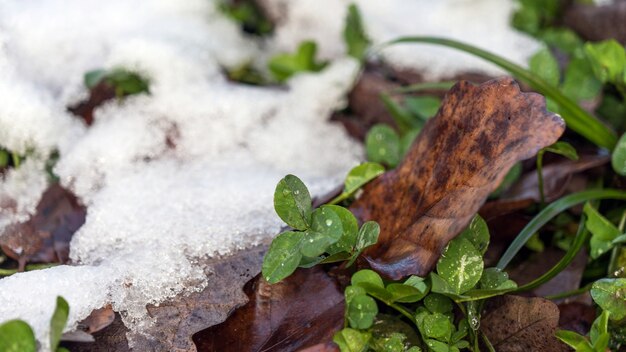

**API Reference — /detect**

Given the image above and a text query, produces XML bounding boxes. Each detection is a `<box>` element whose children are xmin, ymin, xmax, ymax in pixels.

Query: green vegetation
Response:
<box><xmin>262</xmin><ymin>170</ymin><xmax>381</xmax><ymax>283</ymax></box>
<box><xmin>268</xmin><ymin>41</ymin><xmax>328</xmax><ymax>83</ymax></box>
<box><xmin>84</xmin><ymin>68</ymin><xmax>150</xmax><ymax>98</ymax></box>
<box><xmin>218</xmin><ymin>0</ymin><xmax>273</xmax><ymax>36</ymax></box>
<box><xmin>0</xmin><ymin>296</ymin><xmax>70</xmax><ymax>352</ymax></box>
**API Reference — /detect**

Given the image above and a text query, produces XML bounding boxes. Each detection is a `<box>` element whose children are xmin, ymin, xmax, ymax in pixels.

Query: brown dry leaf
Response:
<box><xmin>79</xmin><ymin>306</ymin><xmax>116</xmax><ymax>334</ymax></box>
<box><xmin>298</xmin><ymin>343</ymin><xmax>340</xmax><ymax>352</ymax></box>
<box><xmin>192</xmin><ymin>267</ymin><xmax>344</xmax><ymax>352</ymax></box>
<box><xmin>558</xmin><ymin>302</ymin><xmax>597</xmax><ymax>336</ymax></box>
<box><xmin>350</xmin><ymin>77</ymin><xmax>565</xmax><ymax>279</ymax></box>
<box><xmin>64</xmin><ymin>246</ymin><xmax>266</xmax><ymax>352</ymax></box>
<box><xmin>564</xmin><ymin>1</ymin><xmax>626</xmax><ymax>45</ymax></box>
<box><xmin>503</xmin><ymin>153</ymin><xmax>608</xmax><ymax>203</ymax></box>
<box><xmin>0</xmin><ymin>183</ymin><xmax>85</xmax><ymax>267</ymax></box>
<box><xmin>481</xmin><ymin>295</ymin><xmax>567</xmax><ymax>352</ymax></box>
<box><xmin>508</xmin><ymin>248</ymin><xmax>588</xmax><ymax>301</ymax></box>
<box><xmin>68</xmin><ymin>82</ymin><xmax>116</xmax><ymax>126</ymax></box>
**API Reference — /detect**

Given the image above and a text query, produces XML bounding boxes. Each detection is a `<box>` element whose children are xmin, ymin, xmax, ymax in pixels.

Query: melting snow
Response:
<box><xmin>0</xmin><ymin>0</ymin><xmax>537</xmax><ymax>349</ymax></box>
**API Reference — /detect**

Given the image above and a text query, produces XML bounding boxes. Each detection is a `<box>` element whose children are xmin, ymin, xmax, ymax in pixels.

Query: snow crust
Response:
<box><xmin>0</xmin><ymin>0</ymin><xmax>538</xmax><ymax>349</ymax></box>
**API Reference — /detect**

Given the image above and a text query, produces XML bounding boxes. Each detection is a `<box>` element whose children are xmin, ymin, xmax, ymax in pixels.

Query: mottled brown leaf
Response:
<box><xmin>350</xmin><ymin>77</ymin><xmax>565</xmax><ymax>279</ymax></box>
<box><xmin>481</xmin><ymin>295</ymin><xmax>567</xmax><ymax>352</ymax></box>
<box><xmin>193</xmin><ymin>267</ymin><xmax>344</xmax><ymax>352</ymax></box>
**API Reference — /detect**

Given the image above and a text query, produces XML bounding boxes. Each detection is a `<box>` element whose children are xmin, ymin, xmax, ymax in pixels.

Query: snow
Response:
<box><xmin>265</xmin><ymin>0</ymin><xmax>540</xmax><ymax>80</ymax></box>
<box><xmin>0</xmin><ymin>0</ymin><xmax>539</xmax><ymax>350</ymax></box>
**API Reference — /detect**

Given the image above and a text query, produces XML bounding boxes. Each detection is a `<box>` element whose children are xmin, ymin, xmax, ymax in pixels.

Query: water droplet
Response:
<box><xmin>282</xmin><ymin>189</ymin><xmax>290</xmax><ymax>195</ymax></box>
<box><xmin>309</xmin><ymin>239</ymin><xmax>314</xmax><ymax>243</ymax></box>
<box><xmin>325</xmin><ymin>219</ymin><xmax>333</xmax><ymax>226</ymax></box>
<box><xmin>294</xmin><ymin>190</ymin><xmax>300</xmax><ymax>195</ymax></box>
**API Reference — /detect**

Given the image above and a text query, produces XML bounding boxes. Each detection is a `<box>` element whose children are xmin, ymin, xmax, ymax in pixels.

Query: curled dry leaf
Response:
<box><xmin>193</xmin><ymin>267</ymin><xmax>344</xmax><ymax>352</ymax></box>
<box><xmin>350</xmin><ymin>77</ymin><xmax>565</xmax><ymax>279</ymax></box>
<box><xmin>481</xmin><ymin>295</ymin><xmax>567</xmax><ymax>352</ymax></box>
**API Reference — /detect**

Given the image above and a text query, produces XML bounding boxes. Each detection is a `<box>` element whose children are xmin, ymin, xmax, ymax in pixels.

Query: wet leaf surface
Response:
<box><xmin>481</xmin><ymin>295</ymin><xmax>567</xmax><ymax>352</ymax></box>
<box><xmin>193</xmin><ymin>266</ymin><xmax>344</xmax><ymax>352</ymax></box>
<box><xmin>350</xmin><ymin>78</ymin><xmax>565</xmax><ymax>279</ymax></box>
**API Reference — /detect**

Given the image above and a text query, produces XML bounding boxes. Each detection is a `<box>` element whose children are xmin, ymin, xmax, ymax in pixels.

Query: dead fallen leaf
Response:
<box><xmin>564</xmin><ymin>1</ymin><xmax>626</xmax><ymax>45</ymax></box>
<box><xmin>350</xmin><ymin>77</ymin><xmax>565</xmax><ymax>279</ymax></box>
<box><xmin>68</xmin><ymin>82</ymin><xmax>116</xmax><ymax>126</ymax></box>
<box><xmin>63</xmin><ymin>246</ymin><xmax>266</xmax><ymax>352</ymax></box>
<box><xmin>558</xmin><ymin>302</ymin><xmax>596</xmax><ymax>336</ymax></box>
<box><xmin>334</xmin><ymin>67</ymin><xmax>399</xmax><ymax>141</ymax></box>
<box><xmin>0</xmin><ymin>183</ymin><xmax>85</xmax><ymax>267</ymax></box>
<box><xmin>298</xmin><ymin>343</ymin><xmax>340</xmax><ymax>352</ymax></box>
<box><xmin>503</xmin><ymin>153</ymin><xmax>609</xmax><ymax>203</ymax></box>
<box><xmin>481</xmin><ymin>295</ymin><xmax>567</xmax><ymax>352</ymax></box>
<box><xmin>78</xmin><ymin>306</ymin><xmax>116</xmax><ymax>334</ymax></box>
<box><xmin>508</xmin><ymin>247</ymin><xmax>588</xmax><ymax>302</ymax></box>
<box><xmin>192</xmin><ymin>267</ymin><xmax>344</xmax><ymax>352</ymax></box>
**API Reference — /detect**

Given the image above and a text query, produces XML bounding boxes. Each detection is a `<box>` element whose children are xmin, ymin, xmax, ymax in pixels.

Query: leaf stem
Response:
<box><xmin>545</xmin><ymin>282</ymin><xmax>593</xmax><ymax>300</ymax></box>
<box><xmin>389</xmin><ymin>302</ymin><xmax>417</xmax><ymax>325</ymax></box>
<box><xmin>537</xmin><ymin>150</ymin><xmax>546</xmax><ymax>207</ymax></box>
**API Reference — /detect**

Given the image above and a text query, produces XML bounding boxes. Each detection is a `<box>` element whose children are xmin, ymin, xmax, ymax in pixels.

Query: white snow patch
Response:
<box><xmin>265</xmin><ymin>0</ymin><xmax>541</xmax><ymax>80</ymax></box>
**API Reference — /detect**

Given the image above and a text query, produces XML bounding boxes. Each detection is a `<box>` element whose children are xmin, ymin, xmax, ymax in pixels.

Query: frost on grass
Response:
<box><xmin>0</xmin><ymin>0</ymin><xmax>539</xmax><ymax>350</ymax></box>
<box><xmin>264</xmin><ymin>0</ymin><xmax>540</xmax><ymax>80</ymax></box>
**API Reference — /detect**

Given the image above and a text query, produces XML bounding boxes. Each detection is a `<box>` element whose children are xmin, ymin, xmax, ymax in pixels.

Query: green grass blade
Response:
<box><xmin>379</xmin><ymin>37</ymin><xmax>617</xmax><ymax>150</ymax></box>
<box><xmin>497</xmin><ymin>190</ymin><xmax>626</xmax><ymax>270</ymax></box>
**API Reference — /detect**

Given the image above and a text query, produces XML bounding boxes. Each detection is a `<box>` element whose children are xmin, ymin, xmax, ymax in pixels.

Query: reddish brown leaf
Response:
<box><xmin>0</xmin><ymin>183</ymin><xmax>85</xmax><ymax>266</ymax></box>
<box><xmin>481</xmin><ymin>295</ymin><xmax>568</xmax><ymax>352</ymax></box>
<box><xmin>192</xmin><ymin>267</ymin><xmax>344</xmax><ymax>352</ymax></box>
<box><xmin>68</xmin><ymin>82</ymin><xmax>116</xmax><ymax>126</ymax></box>
<box><xmin>350</xmin><ymin>78</ymin><xmax>565</xmax><ymax>279</ymax></box>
